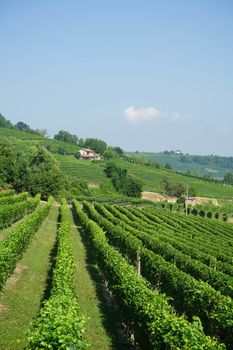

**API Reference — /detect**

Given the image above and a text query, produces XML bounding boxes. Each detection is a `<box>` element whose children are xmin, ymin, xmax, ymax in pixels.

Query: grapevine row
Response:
<box><xmin>0</xmin><ymin>192</ymin><xmax>28</xmax><ymax>206</ymax></box>
<box><xmin>0</xmin><ymin>189</ymin><xmax>15</xmax><ymax>197</ymax></box>
<box><xmin>0</xmin><ymin>196</ymin><xmax>52</xmax><ymax>290</ymax></box>
<box><xmin>95</xmin><ymin>203</ymin><xmax>233</xmax><ymax>298</ymax></box>
<box><xmin>123</xmin><ymin>206</ymin><xmax>233</xmax><ymax>261</ymax></box>
<box><xmin>0</xmin><ymin>194</ymin><xmax>41</xmax><ymax>229</ymax></box>
<box><xmin>28</xmin><ymin>199</ymin><xmax>87</xmax><ymax>349</ymax></box>
<box><xmin>73</xmin><ymin>200</ymin><xmax>225</xmax><ymax>349</ymax></box>
<box><xmin>83</xmin><ymin>201</ymin><xmax>233</xmax><ymax>348</ymax></box>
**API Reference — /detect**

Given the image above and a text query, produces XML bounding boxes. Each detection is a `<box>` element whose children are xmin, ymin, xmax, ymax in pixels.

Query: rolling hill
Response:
<box><xmin>1</xmin><ymin>126</ymin><xmax>233</xmax><ymax>200</ymax></box>
<box><xmin>131</xmin><ymin>152</ymin><xmax>233</xmax><ymax>179</ymax></box>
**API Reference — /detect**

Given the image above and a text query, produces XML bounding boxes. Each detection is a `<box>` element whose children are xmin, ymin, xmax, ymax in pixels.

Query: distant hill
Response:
<box><xmin>130</xmin><ymin>152</ymin><xmax>233</xmax><ymax>179</ymax></box>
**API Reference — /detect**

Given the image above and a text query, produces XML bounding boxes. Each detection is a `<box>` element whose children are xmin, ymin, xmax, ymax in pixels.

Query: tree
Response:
<box><xmin>123</xmin><ymin>176</ymin><xmax>142</xmax><ymax>197</ymax></box>
<box><xmin>74</xmin><ymin>151</ymin><xmax>81</xmax><ymax>159</ymax></box>
<box><xmin>165</xmin><ymin>163</ymin><xmax>172</xmax><ymax>170</ymax></box>
<box><xmin>0</xmin><ymin>141</ymin><xmax>64</xmax><ymax>198</ymax></box>
<box><xmin>189</xmin><ymin>186</ymin><xmax>197</xmax><ymax>197</ymax></box>
<box><xmin>58</xmin><ymin>147</ymin><xmax>66</xmax><ymax>155</ymax></box>
<box><xmin>224</xmin><ymin>172</ymin><xmax>233</xmax><ymax>185</ymax></box>
<box><xmin>54</xmin><ymin>130</ymin><xmax>78</xmax><ymax>144</ymax></box>
<box><xmin>83</xmin><ymin>138</ymin><xmax>107</xmax><ymax>155</ymax></box>
<box><xmin>163</xmin><ymin>179</ymin><xmax>186</xmax><ymax>197</ymax></box>
<box><xmin>0</xmin><ymin>140</ymin><xmax>29</xmax><ymax>191</ymax></box>
<box><xmin>35</xmin><ymin>128</ymin><xmax>48</xmax><ymax>137</ymax></box>
<box><xmin>27</xmin><ymin>147</ymin><xmax>64</xmax><ymax>198</ymax></box>
<box><xmin>112</xmin><ymin>146</ymin><xmax>124</xmax><ymax>155</ymax></box>
<box><xmin>15</xmin><ymin>121</ymin><xmax>30</xmax><ymax>132</ymax></box>
<box><xmin>103</xmin><ymin>148</ymin><xmax>117</xmax><ymax>160</ymax></box>
<box><xmin>104</xmin><ymin>162</ymin><xmax>142</xmax><ymax>197</ymax></box>
<box><xmin>0</xmin><ymin>113</ymin><xmax>13</xmax><ymax>128</ymax></box>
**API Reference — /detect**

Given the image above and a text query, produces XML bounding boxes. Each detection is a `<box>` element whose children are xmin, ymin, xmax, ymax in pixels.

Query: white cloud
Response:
<box><xmin>124</xmin><ymin>105</ymin><xmax>190</xmax><ymax>124</ymax></box>
<box><xmin>218</xmin><ymin>126</ymin><xmax>232</xmax><ymax>135</ymax></box>
<box><xmin>124</xmin><ymin>106</ymin><xmax>167</xmax><ymax>124</ymax></box>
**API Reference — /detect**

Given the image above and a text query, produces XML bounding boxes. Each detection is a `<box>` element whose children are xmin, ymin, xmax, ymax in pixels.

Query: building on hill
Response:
<box><xmin>79</xmin><ymin>148</ymin><xmax>101</xmax><ymax>160</ymax></box>
<box><xmin>175</xmin><ymin>150</ymin><xmax>182</xmax><ymax>154</ymax></box>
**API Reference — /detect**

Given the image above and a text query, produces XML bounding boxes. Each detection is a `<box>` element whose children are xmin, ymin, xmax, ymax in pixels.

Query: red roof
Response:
<box><xmin>81</xmin><ymin>148</ymin><xmax>94</xmax><ymax>152</ymax></box>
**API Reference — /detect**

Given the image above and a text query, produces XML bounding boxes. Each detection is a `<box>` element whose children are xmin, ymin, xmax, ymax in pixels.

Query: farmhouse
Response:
<box><xmin>79</xmin><ymin>148</ymin><xmax>101</xmax><ymax>160</ymax></box>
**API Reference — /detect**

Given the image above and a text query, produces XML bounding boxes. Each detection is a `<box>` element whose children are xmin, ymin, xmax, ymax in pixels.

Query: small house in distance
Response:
<box><xmin>79</xmin><ymin>148</ymin><xmax>101</xmax><ymax>160</ymax></box>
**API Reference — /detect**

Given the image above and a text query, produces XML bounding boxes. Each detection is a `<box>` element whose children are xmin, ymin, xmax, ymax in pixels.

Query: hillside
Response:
<box><xmin>131</xmin><ymin>152</ymin><xmax>233</xmax><ymax>179</ymax></box>
<box><xmin>54</xmin><ymin>154</ymin><xmax>233</xmax><ymax>200</ymax></box>
<box><xmin>2</xmin><ymin>126</ymin><xmax>233</xmax><ymax>350</ymax></box>
<box><xmin>1</xmin><ymin>126</ymin><xmax>233</xmax><ymax>200</ymax></box>
<box><xmin>0</xmin><ymin>127</ymin><xmax>80</xmax><ymax>155</ymax></box>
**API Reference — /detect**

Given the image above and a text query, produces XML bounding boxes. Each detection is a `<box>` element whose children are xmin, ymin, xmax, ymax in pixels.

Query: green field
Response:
<box><xmin>54</xmin><ymin>155</ymin><xmax>233</xmax><ymax>199</ymax></box>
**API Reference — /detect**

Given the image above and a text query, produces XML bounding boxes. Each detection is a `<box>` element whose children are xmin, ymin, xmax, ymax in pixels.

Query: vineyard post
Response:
<box><xmin>185</xmin><ymin>183</ymin><xmax>189</xmax><ymax>216</ymax></box>
<box><xmin>136</xmin><ymin>248</ymin><xmax>141</xmax><ymax>276</ymax></box>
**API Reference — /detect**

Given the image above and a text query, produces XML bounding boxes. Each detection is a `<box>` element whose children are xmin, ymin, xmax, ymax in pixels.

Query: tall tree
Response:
<box><xmin>0</xmin><ymin>113</ymin><xmax>13</xmax><ymax>128</ymax></box>
<box><xmin>15</xmin><ymin>121</ymin><xmax>30</xmax><ymax>132</ymax></box>
<box><xmin>54</xmin><ymin>130</ymin><xmax>78</xmax><ymax>144</ymax></box>
<box><xmin>84</xmin><ymin>138</ymin><xmax>107</xmax><ymax>154</ymax></box>
<box><xmin>224</xmin><ymin>172</ymin><xmax>233</xmax><ymax>185</ymax></box>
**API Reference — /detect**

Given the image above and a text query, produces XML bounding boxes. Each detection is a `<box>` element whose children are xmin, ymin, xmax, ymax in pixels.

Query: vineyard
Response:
<box><xmin>2</xmin><ymin>127</ymin><xmax>233</xmax><ymax>201</ymax></box>
<box><xmin>0</xmin><ymin>188</ymin><xmax>233</xmax><ymax>349</ymax></box>
<box><xmin>55</xmin><ymin>155</ymin><xmax>233</xmax><ymax>200</ymax></box>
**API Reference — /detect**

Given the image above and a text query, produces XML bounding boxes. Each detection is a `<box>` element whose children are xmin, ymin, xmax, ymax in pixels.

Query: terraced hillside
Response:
<box><xmin>54</xmin><ymin>154</ymin><xmax>233</xmax><ymax>199</ymax></box>
<box><xmin>54</xmin><ymin>154</ymin><xmax>106</xmax><ymax>182</ymax></box>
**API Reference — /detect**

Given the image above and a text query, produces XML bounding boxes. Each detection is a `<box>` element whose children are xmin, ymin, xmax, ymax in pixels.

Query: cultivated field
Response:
<box><xmin>1</xmin><ymin>189</ymin><xmax>232</xmax><ymax>348</ymax></box>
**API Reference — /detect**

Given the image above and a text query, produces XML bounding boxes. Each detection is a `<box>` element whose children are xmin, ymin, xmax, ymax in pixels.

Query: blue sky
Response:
<box><xmin>0</xmin><ymin>0</ymin><xmax>233</xmax><ymax>155</ymax></box>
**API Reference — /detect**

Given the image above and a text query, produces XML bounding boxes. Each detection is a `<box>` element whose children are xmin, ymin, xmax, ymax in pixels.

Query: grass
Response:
<box><xmin>70</xmin><ymin>208</ymin><xmax>130</xmax><ymax>350</ymax></box>
<box><xmin>0</xmin><ymin>205</ymin><xmax>58</xmax><ymax>350</ymax></box>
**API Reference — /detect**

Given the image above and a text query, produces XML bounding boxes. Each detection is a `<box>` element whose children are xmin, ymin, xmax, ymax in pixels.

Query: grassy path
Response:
<box><xmin>0</xmin><ymin>205</ymin><xmax>58</xmax><ymax>350</ymax></box>
<box><xmin>70</xmin><ymin>209</ymin><xmax>129</xmax><ymax>350</ymax></box>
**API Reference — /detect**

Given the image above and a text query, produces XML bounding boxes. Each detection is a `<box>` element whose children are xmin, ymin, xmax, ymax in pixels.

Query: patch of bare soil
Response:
<box><xmin>0</xmin><ymin>234</ymin><xmax>3</xmax><ymax>241</ymax></box>
<box><xmin>142</xmin><ymin>192</ymin><xmax>219</xmax><ymax>207</ymax></box>
<box><xmin>88</xmin><ymin>181</ymin><xmax>100</xmax><ymax>189</ymax></box>
<box><xmin>6</xmin><ymin>264</ymin><xmax>28</xmax><ymax>287</ymax></box>
<box><xmin>142</xmin><ymin>191</ymin><xmax>177</xmax><ymax>203</ymax></box>
<box><xmin>187</xmin><ymin>197</ymin><xmax>219</xmax><ymax>206</ymax></box>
